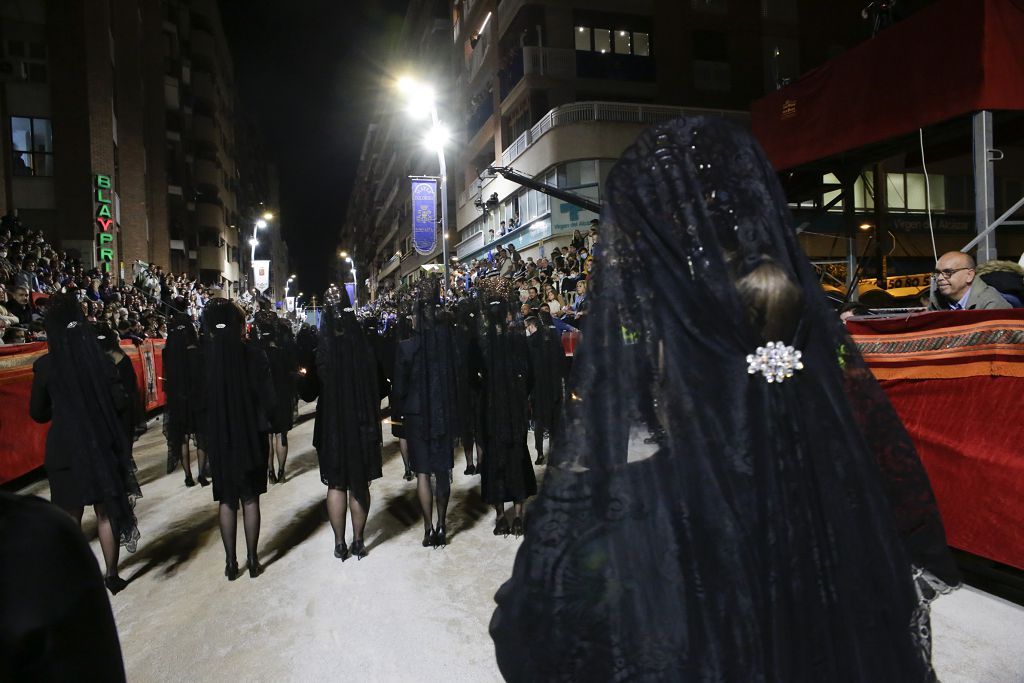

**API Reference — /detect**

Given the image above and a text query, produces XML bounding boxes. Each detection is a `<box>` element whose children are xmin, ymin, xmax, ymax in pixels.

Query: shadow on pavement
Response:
<box><xmin>122</xmin><ymin>507</ymin><xmax>219</xmax><ymax>582</ymax></box>
<box><xmin>260</xmin><ymin>499</ymin><xmax>327</xmax><ymax>567</ymax></box>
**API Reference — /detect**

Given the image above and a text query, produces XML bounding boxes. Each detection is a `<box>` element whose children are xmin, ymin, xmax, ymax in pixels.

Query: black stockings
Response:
<box><xmin>65</xmin><ymin>505</ymin><xmax>120</xmax><ymax>579</ymax></box>
<box><xmin>327</xmin><ymin>488</ymin><xmax>370</xmax><ymax>545</ymax></box>
<box><xmin>415</xmin><ymin>473</ymin><xmax>451</xmax><ymax>533</ymax></box>
<box><xmin>399</xmin><ymin>438</ymin><xmax>411</xmax><ymax>475</ymax></box>
<box><xmin>463</xmin><ymin>435</ymin><xmax>476</xmax><ymax>468</ymax></box>
<box><xmin>218</xmin><ymin>498</ymin><xmax>261</xmax><ymax>563</ymax></box>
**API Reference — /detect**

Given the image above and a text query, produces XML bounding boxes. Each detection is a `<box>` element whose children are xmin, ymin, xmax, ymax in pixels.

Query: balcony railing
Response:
<box><xmin>500</xmin><ymin>101</ymin><xmax>748</xmax><ymax>167</ymax></box>
<box><xmin>500</xmin><ymin>47</ymin><xmax>576</xmax><ymax>100</ymax></box>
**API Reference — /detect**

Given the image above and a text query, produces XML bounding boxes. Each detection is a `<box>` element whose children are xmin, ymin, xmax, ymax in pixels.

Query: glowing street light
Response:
<box><xmin>396</xmin><ymin>75</ymin><xmax>451</xmax><ymax>287</ymax></box>
<box><xmin>338</xmin><ymin>250</ymin><xmax>357</xmax><ymax>307</ymax></box>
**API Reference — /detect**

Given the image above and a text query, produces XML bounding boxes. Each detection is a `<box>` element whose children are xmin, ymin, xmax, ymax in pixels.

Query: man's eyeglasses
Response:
<box><xmin>931</xmin><ymin>267</ymin><xmax>972</xmax><ymax>280</ymax></box>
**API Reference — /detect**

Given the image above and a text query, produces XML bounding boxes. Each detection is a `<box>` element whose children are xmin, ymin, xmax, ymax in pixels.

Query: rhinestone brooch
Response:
<box><xmin>746</xmin><ymin>341</ymin><xmax>804</xmax><ymax>383</ymax></box>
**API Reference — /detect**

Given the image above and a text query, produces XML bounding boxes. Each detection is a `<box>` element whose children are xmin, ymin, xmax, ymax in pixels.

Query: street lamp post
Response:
<box><xmin>339</xmin><ymin>252</ymin><xmax>357</xmax><ymax>307</ymax></box>
<box><xmin>249</xmin><ymin>212</ymin><xmax>273</xmax><ymax>296</ymax></box>
<box><xmin>398</xmin><ymin>77</ymin><xmax>451</xmax><ymax>293</ymax></box>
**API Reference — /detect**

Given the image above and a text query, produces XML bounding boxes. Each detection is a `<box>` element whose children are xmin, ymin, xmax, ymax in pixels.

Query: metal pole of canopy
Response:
<box><xmin>972</xmin><ymin>111</ymin><xmax>1001</xmax><ymax>263</ymax></box>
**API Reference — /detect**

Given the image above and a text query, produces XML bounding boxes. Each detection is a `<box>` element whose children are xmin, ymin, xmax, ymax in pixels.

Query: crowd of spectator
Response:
<box><xmin>0</xmin><ymin>215</ymin><xmax>216</xmax><ymax>346</ymax></box>
<box><xmin>441</xmin><ymin>220</ymin><xmax>601</xmax><ymax>331</ymax></box>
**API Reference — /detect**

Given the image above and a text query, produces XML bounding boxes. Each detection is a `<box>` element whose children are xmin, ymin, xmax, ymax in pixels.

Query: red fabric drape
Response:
<box><xmin>751</xmin><ymin>0</ymin><xmax>1024</xmax><ymax>170</ymax></box>
<box><xmin>849</xmin><ymin>310</ymin><xmax>1024</xmax><ymax>570</ymax></box>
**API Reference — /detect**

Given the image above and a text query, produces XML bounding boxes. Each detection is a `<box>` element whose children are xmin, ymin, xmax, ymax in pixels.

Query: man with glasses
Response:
<box><xmin>928</xmin><ymin>251</ymin><xmax>1010</xmax><ymax>311</ymax></box>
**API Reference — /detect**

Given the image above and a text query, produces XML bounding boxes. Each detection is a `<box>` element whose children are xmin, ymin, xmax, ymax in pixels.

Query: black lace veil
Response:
<box><xmin>490</xmin><ymin>117</ymin><xmax>956</xmax><ymax>681</ymax></box>
<box><xmin>43</xmin><ymin>294</ymin><xmax>140</xmax><ymax>551</ymax></box>
<box><xmin>202</xmin><ymin>298</ymin><xmax>264</xmax><ymax>503</ymax></box>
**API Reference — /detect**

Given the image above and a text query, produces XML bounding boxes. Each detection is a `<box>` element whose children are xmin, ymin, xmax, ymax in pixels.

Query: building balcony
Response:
<box><xmin>499</xmin><ymin>47</ymin><xmax>576</xmax><ymax>100</ymax></box>
<box><xmin>575</xmin><ymin>51</ymin><xmax>656</xmax><ymax>83</ymax></box>
<box><xmin>192</xmin><ymin>70</ymin><xmax>215</xmax><ymax>102</ymax></box>
<box><xmin>199</xmin><ymin>245</ymin><xmax>224</xmax><ymax>271</ymax></box>
<box><xmin>193</xmin><ymin>158</ymin><xmax>220</xmax><ymax>189</ymax></box>
<box><xmin>191</xmin><ymin>27</ymin><xmax>215</xmax><ymax>58</ymax></box>
<box><xmin>192</xmin><ymin>113</ymin><xmax>217</xmax><ymax>144</ymax></box>
<box><xmin>196</xmin><ymin>200</ymin><xmax>224</xmax><ymax>230</ymax></box>
<box><xmin>499</xmin><ymin>101</ymin><xmax>748</xmax><ymax>167</ymax></box>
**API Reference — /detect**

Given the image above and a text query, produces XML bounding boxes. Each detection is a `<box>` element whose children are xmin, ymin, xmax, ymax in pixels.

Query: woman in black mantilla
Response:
<box><xmin>160</xmin><ymin>313</ymin><xmax>207</xmax><ymax>487</ymax></box>
<box><xmin>490</xmin><ymin>117</ymin><xmax>959</xmax><ymax>681</ymax></box>
<box><xmin>388</xmin><ymin>307</ymin><xmax>415</xmax><ymax>481</ymax></box>
<box><xmin>314</xmin><ymin>286</ymin><xmax>382</xmax><ymax>560</ymax></box>
<box><xmin>453</xmin><ymin>296</ymin><xmax>483</xmax><ymax>475</ymax></box>
<box><xmin>252</xmin><ymin>311</ymin><xmax>298</xmax><ymax>484</ymax></box>
<box><xmin>478</xmin><ymin>294</ymin><xmax>536</xmax><ymax>537</ymax></box>
<box><xmin>525</xmin><ymin>311</ymin><xmax>563</xmax><ymax>465</ymax></box>
<box><xmin>202</xmin><ymin>298</ymin><xmax>275</xmax><ymax>580</ymax></box>
<box><xmin>392</xmin><ymin>288</ymin><xmax>460</xmax><ymax>547</ymax></box>
<box><xmin>29</xmin><ymin>293</ymin><xmax>141</xmax><ymax>595</ymax></box>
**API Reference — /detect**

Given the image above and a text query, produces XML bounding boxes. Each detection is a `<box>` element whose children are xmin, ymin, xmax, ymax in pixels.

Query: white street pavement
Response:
<box><xmin>14</xmin><ymin>403</ymin><xmax>1024</xmax><ymax>682</ymax></box>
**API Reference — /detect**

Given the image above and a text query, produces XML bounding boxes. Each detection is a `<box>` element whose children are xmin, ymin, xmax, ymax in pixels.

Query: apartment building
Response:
<box><xmin>0</xmin><ymin>0</ymin><xmax>278</xmax><ymax>292</ymax></box>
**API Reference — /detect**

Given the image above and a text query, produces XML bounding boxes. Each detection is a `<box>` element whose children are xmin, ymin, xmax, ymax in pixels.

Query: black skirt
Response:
<box><xmin>480</xmin><ymin>438</ymin><xmax>537</xmax><ymax>505</ymax></box>
<box><xmin>47</xmin><ymin>466</ymin><xmax>90</xmax><ymax>510</ymax></box>
<box><xmin>405</xmin><ymin>415</ymin><xmax>454</xmax><ymax>474</ymax></box>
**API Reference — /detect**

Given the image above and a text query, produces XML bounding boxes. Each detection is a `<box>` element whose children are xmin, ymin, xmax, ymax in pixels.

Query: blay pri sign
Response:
<box><xmin>94</xmin><ymin>174</ymin><xmax>115</xmax><ymax>272</ymax></box>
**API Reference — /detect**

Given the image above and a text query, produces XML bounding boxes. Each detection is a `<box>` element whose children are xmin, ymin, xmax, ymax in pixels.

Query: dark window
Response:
<box><xmin>692</xmin><ymin>30</ymin><xmax>729</xmax><ymax>62</ymax></box>
<box><xmin>28</xmin><ymin>42</ymin><xmax>46</xmax><ymax>60</ymax></box>
<box><xmin>10</xmin><ymin>116</ymin><xmax>53</xmax><ymax>176</ymax></box>
<box><xmin>7</xmin><ymin>40</ymin><xmax>24</xmax><ymax>57</ymax></box>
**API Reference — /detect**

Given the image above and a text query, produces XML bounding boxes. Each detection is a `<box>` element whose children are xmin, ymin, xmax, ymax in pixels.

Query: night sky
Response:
<box><xmin>220</xmin><ymin>1</ymin><xmax>410</xmax><ymax>298</ymax></box>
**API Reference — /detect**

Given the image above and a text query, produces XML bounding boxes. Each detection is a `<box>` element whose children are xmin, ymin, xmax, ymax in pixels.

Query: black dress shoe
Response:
<box><xmin>422</xmin><ymin>529</ymin><xmax>435</xmax><ymax>548</ymax></box>
<box><xmin>104</xmin><ymin>576</ymin><xmax>128</xmax><ymax>595</ymax></box>
<box><xmin>225</xmin><ymin>560</ymin><xmax>239</xmax><ymax>581</ymax></box>
<box><xmin>197</xmin><ymin>475</ymin><xmax>210</xmax><ymax>487</ymax></box>
<box><xmin>350</xmin><ymin>539</ymin><xmax>367</xmax><ymax>560</ymax></box>
<box><xmin>247</xmin><ymin>556</ymin><xmax>263</xmax><ymax>578</ymax></box>
<box><xmin>334</xmin><ymin>543</ymin><xmax>349</xmax><ymax>560</ymax></box>
<box><xmin>493</xmin><ymin>517</ymin><xmax>510</xmax><ymax>536</ymax></box>
<box><xmin>184</xmin><ymin>473</ymin><xmax>196</xmax><ymax>487</ymax></box>
<box><xmin>434</xmin><ymin>526</ymin><xmax>447</xmax><ymax>547</ymax></box>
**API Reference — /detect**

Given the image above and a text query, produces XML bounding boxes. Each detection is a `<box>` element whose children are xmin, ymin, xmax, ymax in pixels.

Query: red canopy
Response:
<box><xmin>752</xmin><ymin>0</ymin><xmax>1024</xmax><ymax>170</ymax></box>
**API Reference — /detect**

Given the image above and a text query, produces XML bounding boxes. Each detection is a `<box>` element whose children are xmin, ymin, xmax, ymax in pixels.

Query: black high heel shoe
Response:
<box><xmin>104</xmin><ymin>575</ymin><xmax>128</xmax><ymax>595</ymax></box>
<box><xmin>422</xmin><ymin>529</ymin><xmax>435</xmax><ymax>548</ymax></box>
<box><xmin>434</xmin><ymin>526</ymin><xmax>447</xmax><ymax>547</ymax></box>
<box><xmin>511</xmin><ymin>517</ymin><xmax>524</xmax><ymax>538</ymax></box>
<box><xmin>184</xmin><ymin>473</ymin><xmax>196</xmax><ymax>487</ymax></box>
<box><xmin>247</xmin><ymin>556</ymin><xmax>263</xmax><ymax>578</ymax></box>
<box><xmin>277</xmin><ymin>465</ymin><xmax>285</xmax><ymax>483</ymax></box>
<box><xmin>267</xmin><ymin>468</ymin><xmax>277</xmax><ymax>484</ymax></box>
<box><xmin>403</xmin><ymin>469</ymin><xmax>414</xmax><ymax>482</ymax></box>
<box><xmin>198</xmin><ymin>474</ymin><xmax>210</xmax><ymax>487</ymax></box>
<box><xmin>334</xmin><ymin>542</ymin><xmax>349</xmax><ymax>560</ymax></box>
<box><xmin>350</xmin><ymin>539</ymin><xmax>367</xmax><ymax>560</ymax></box>
<box><xmin>463</xmin><ymin>464</ymin><xmax>476</xmax><ymax>475</ymax></box>
<box><xmin>493</xmin><ymin>517</ymin><xmax>510</xmax><ymax>536</ymax></box>
<box><xmin>225</xmin><ymin>560</ymin><xmax>239</xmax><ymax>581</ymax></box>
<box><xmin>534</xmin><ymin>454</ymin><xmax>546</xmax><ymax>466</ymax></box>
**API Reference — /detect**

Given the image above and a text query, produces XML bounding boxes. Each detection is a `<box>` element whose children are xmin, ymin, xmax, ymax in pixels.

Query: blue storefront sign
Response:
<box><xmin>411</xmin><ymin>179</ymin><xmax>438</xmax><ymax>255</ymax></box>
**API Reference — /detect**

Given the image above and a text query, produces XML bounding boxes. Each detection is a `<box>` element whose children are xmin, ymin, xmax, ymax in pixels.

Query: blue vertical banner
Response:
<box><xmin>411</xmin><ymin>178</ymin><xmax>438</xmax><ymax>256</ymax></box>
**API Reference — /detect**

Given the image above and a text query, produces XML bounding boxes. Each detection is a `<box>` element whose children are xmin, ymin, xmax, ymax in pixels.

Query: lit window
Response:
<box><xmin>634</xmin><ymin>32</ymin><xmax>651</xmax><ymax>56</ymax></box>
<box><xmin>11</xmin><ymin>116</ymin><xmax>53</xmax><ymax>177</ymax></box>
<box><xmin>575</xmin><ymin>26</ymin><xmax>590</xmax><ymax>51</ymax></box>
<box><xmin>614</xmin><ymin>30</ymin><xmax>632</xmax><ymax>54</ymax></box>
<box><xmin>593</xmin><ymin>29</ymin><xmax>612</xmax><ymax>54</ymax></box>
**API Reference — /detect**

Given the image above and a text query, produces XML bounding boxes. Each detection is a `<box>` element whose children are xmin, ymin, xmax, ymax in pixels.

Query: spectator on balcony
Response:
<box><xmin>499</xmin><ymin>220</ymin><xmax>507</xmax><ymax>236</ymax></box>
<box><xmin>0</xmin><ymin>284</ymin><xmax>19</xmax><ymax>327</ymax></box>
<box><xmin>488</xmin><ymin>229</ymin><xmax>495</xmax><ymax>243</ymax></box>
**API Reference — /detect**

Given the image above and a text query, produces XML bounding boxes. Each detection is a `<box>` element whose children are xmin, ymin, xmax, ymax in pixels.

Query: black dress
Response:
<box><xmin>204</xmin><ymin>340</ymin><xmax>275</xmax><ymax>507</ymax></box>
<box><xmin>479</xmin><ymin>306</ymin><xmax>536</xmax><ymax>505</ymax></box>
<box><xmin>526</xmin><ymin>322</ymin><xmax>563</xmax><ymax>436</ymax></box>
<box><xmin>314</xmin><ymin>307</ymin><xmax>382</xmax><ymax>500</ymax></box>
<box><xmin>263</xmin><ymin>343</ymin><xmax>297</xmax><ymax>434</ymax></box>
<box><xmin>453</xmin><ymin>298</ymin><xmax>483</xmax><ymax>446</ymax></box>
<box><xmin>162</xmin><ymin>343</ymin><xmax>205</xmax><ymax>472</ymax></box>
<box><xmin>392</xmin><ymin>318</ymin><xmax>459</xmax><ymax>476</ymax></box>
<box><xmin>0</xmin><ymin>493</ymin><xmax>126</xmax><ymax>681</ymax></box>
